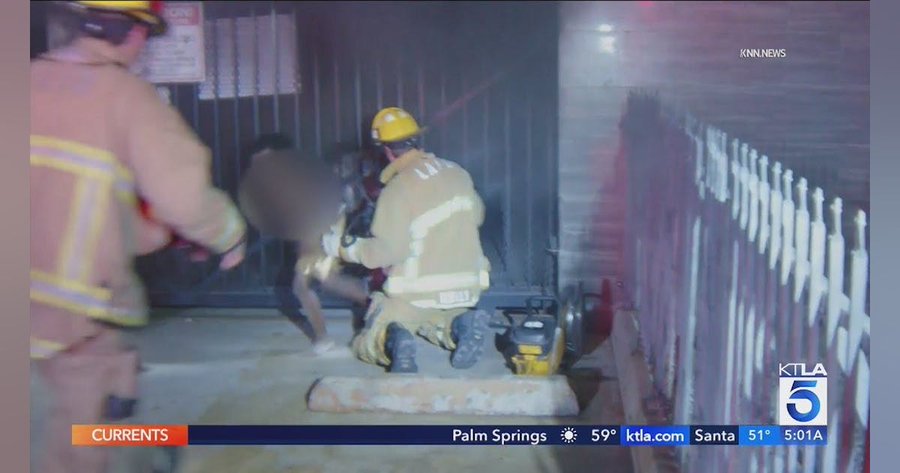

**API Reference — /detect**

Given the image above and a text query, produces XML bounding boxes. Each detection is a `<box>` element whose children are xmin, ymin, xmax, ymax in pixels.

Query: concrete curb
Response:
<box><xmin>307</xmin><ymin>375</ymin><xmax>581</xmax><ymax>416</ymax></box>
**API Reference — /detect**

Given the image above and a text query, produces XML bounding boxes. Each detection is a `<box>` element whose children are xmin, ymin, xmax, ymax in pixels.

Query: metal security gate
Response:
<box><xmin>134</xmin><ymin>1</ymin><xmax>560</xmax><ymax>309</ymax></box>
<box><xmin>621</xmin><ymin>94</ymin><xmax>869</xmax><ymax>473</ymax></box>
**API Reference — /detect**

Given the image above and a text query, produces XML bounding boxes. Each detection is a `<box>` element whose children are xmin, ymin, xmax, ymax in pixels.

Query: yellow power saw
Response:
<box><xmin>499</xmin><ymin>286</ymin><xmax>587</xmax><ymax>376</ymax></box>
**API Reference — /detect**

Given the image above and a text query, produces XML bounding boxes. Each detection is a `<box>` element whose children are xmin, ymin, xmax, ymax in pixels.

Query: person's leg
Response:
<box><xmin>274</xmin><ymin>243</ymin><xmax>305</xmax><ymax>323</ymax></box>
<box><xmin>293</xmin><ymin>271</ymin><xmax>332</xmax><ymax>351</ymax></box>
<box><xmin>351</xmin><ymin>293</ymin><xmax>418</xmax><ymax>372</ymax></box>
<box><xmin>37</xmin><ymin>326</ymin><xmax>139</xmax><ymax>473</ymax></box>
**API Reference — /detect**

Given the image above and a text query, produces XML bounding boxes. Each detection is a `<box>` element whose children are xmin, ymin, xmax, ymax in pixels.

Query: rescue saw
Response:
<box><xmin>498</xmin><ymin>285</ymin><xmax>586</xmax><ymax>376</ymax></box>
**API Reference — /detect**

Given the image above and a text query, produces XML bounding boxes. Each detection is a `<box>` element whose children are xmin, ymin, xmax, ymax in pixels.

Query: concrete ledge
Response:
<box><xmin>307</xmin><ymin>375</ymin><xmax>580</xmax><ymax>416</ymax></box>
<box><xmin>611</xmin><ymin>310</ymin><xmax>681</xmax><ymax>473</ymax></box>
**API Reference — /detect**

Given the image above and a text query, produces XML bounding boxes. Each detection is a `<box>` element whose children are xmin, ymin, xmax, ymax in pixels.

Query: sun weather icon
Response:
<box><xmin>561</xmin><ymin>427</ymin><xmax>577</xmax><ymax>443</ymax></box>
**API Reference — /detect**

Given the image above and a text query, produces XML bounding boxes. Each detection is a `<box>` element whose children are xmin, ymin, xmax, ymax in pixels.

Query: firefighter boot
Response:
<box><xmin>450</xmin><ymin>309</ymin><xmax>491</xmax><ymax>369</ymax></box>
<box><xmin>385</xmin><ymin>323</ymin><xmax>418</xmax><ymax>373</ymax></box>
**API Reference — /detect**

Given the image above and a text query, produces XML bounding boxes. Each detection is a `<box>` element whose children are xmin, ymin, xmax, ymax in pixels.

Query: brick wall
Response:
<box><xmin>558</xmin><ymin>1</ymin><xmax>869</xmax><ymax>293</ymax></box>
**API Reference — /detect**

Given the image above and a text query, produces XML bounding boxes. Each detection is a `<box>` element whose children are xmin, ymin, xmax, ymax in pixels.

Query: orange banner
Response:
<box><xmin>71</xmin><ymin>425</ymin><xmax>188</xmax><ymax>447</ymax></box>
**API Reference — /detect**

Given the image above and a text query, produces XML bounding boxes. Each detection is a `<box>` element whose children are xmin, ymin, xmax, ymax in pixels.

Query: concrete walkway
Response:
<box><xmin>30</xmin><ymin>309</ymin><xmax>634</xmax><ymax>473</ymax></box>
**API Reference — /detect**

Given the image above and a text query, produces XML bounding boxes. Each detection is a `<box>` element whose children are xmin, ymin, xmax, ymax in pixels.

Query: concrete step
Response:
<box><xmin>307</xmin><ymin>375</ymin><xmax>580</xmax><ymax>417</ymax></box>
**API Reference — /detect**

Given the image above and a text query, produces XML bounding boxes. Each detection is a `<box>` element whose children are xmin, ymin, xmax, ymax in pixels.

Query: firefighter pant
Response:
<box><xmin>34</xmin><ymin>324</ymin><xmax>139</xmax><ymax>473</ymax></box>
<box><xmin>352</xmin><ymin>292</ymin><xmax>467</xmax><ymax>366</ymax></box>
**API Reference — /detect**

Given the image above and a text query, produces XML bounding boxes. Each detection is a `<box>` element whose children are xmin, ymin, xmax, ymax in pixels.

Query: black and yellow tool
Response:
<box><xmin>500</xmin><ymin>287</ymin><xmax>585</xmax><ymax>376</ymax></box>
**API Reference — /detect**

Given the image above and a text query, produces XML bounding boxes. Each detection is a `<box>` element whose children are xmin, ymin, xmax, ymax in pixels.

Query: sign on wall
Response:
<box><xmin>131</xmin><ymin>2</ymin><xmax>206</xmax><ymax>84</ymax></box>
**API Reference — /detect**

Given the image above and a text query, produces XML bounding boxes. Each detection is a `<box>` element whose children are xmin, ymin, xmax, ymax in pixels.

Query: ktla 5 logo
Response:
<box><xmin>778</xmin><ymin>363</ymin><xmax>828</xmax><ymax>426</ymax></box>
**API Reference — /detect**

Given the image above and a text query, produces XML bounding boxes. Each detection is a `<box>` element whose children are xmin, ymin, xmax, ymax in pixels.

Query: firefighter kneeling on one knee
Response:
<box><xmin>321</xmin><ymin>107</ymin><xmax>492</xmax><ymax>373</ymax></box>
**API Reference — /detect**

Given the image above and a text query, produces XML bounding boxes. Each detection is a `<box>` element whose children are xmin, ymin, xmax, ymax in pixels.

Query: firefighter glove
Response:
<box><xmin>321</xmin><ymin>230</ymin><xmax>341</xmax><ymax>258</ymax></box>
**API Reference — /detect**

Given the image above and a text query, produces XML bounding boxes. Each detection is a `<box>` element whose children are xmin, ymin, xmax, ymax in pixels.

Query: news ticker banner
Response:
<box><xmin>73</xmin><ymin>425</ymin><xmax>828</xmax><ymax>447</ymax></box>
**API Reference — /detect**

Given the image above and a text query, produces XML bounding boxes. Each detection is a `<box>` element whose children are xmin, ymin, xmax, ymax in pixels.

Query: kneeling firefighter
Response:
<box><xmin>321</xmin><ymin>107</ymin><xmax>492</xmax><ymax>373</ymax></box>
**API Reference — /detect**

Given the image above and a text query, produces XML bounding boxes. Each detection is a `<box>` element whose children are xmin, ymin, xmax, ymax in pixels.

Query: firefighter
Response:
<box><xmin>239</xmin><ymin>134</ymin><xmax>369</xmax><ymax>355</ymax></box>
<box><xmin>321</xmin><ymin>107</ymin><xmax>492</xmax><ymax>373</ymax></box>
<box><xmin>30</xmin><ymin>2</ymin><xmax>247</xmax><ymax>472</ymax></box>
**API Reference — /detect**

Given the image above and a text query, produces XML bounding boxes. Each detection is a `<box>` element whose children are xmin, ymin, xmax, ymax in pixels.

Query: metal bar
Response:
<box><xmin>192</xmin><ymin>83</ymin><xmax>200</xmax><ymax>142</ymax></box>
<box><xmin>504</xmin><ymin>90</ymin><xmax>512</xmax><ymax>284</ymax></box>
<box><xmin>461</xmin><ymin>73</ymin><xmax>468</xmax><ymax>169</ymax></box>
<box><xmin>427</xmin><ymin>70</ymin><xmax>506</xmax><ymax>131</ymax></box>
<box><xmin>211</xmin><ymin>18</ymin><xmax>222</xmax><ymax>187</ymax></box>
<box><xmin>481</xmin><ymin>58</ymin><xmax>489</xmax><ymax>197</ymax></box>
<box><xmin>375</xmin><ymin>55</ymin><xmax>383</xmax><ymax>111</ymax></box>
<box><xmin>333</xmin><ymin>46</ymin><xmax>341</xmax><ymax>144</ymax></box>
<box><xmin>292</xmin><ymin>7</ymin><xmax>301</xmax><ymax>148</ymax></box>
<box><xmin>250</xmin><ymin>7</ymin><xmax>260</xmax><ymax>132</ymax></box>
<box><xmin>271</xmin><ymin>2</ymin><xmax>284</xmax><ymax>267</ymax></box>
<box><xmin>271</xmin><ymin>3</ymin><xmax>280</xmax><ymax>122</ymax></box>
<box><xmin>354</xmin><ymin>53</ymin><xmax>362</xmax><ymax>149</ymax></box>
<box><xmin>525</xmin><ymin>92</ymin><xmax>533</xmax><ymax>286</ymax></box>
<box><xmin>191</xmin><ymin>78</ymin><xmax>205</xmax><ymax>280</ymax></box>
<box><xmin>250</xmin><ymin>5</ymin><xmax>266</xmax><ymax>284</ymax></box>
<box><xmin>313</xmin><ymin>48</ymin><xmax>321</xmax><ymax>157</ymax></box>
<box><xmin>547</xmin><ymin>104</ymin><xmax>556</xmax><ymax>289</ymax></box>
<box><xmin>396</xmin><ymin>54</ymin><xmax>403</xmax><ymax>109</ymax></box>
<box><xmin>231</xmin><ymin>14</ymin><xmax>244</xmax><ymax>285</ymax></box>
<box><xmin>417</xmin><ymin>57</ymin><xmax>425</xmax><ymax>149</ymax></box>
<box><xmin>440</xmin><ymin>58</ymin><xmax>447</xmax><ymax>153</ymax></box>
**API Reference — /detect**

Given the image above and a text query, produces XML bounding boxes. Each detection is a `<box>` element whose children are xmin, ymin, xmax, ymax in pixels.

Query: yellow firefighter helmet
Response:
<box><xmin>72</xmin><ymin>1</ymin><xmax>168</xmax><ymax>36</ymax></box>
<box><xmin>371</xmin><ymin>107</ymin><xmax>422</xmax><ymax>144</ymax></box>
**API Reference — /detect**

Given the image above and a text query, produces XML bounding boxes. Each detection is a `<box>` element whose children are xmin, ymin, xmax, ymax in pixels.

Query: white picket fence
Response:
<box><xmin>626</xmin><ymin>107</ymin><xmax>870</xmax><ymax>473</ymax></box>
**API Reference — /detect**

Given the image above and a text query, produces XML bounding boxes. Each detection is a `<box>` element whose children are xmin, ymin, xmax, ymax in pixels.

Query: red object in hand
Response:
<box><xmin>139</xmin><ymin>198</ymin><xmax>174</xmax><ymax>243</ymax></box>
<box><xmin>138</xmin><ymin>197</ymin><xmax>173</xmax><ymax>243</ymax></box>
<box><xmin>138</xmin><ymin>198</ymin><xmax>155</xmax><ymax>220</ymax></box>
<box><xmin>138</xmin><ymin>198</ymin><xmax>209</xmax><ymax>261</ymax></box>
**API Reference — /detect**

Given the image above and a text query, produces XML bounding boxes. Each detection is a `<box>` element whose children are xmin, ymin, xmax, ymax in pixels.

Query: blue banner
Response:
<box><xmin>187</xmin><ymin>425</ymin><xmax>622</xmax><ymax>446</ymax></box>
<box><xmin>183</xmin><ymin>425</ymin><xmax>827</xmax><ymax>446</ymax></box>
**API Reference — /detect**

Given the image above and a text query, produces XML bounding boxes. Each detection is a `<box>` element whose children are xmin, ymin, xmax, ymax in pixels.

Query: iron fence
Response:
<box><xmin>622</xmin><ymin>94</ymin><xmax>869</xmax><ymax>473</ymax></box>
<box><xmin>134</xmin><ymin>1</ymin><xmax>560</xmax><ymax>309</ymax></box>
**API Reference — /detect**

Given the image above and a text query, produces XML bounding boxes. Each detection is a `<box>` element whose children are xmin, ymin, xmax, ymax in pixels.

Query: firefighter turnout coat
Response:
<box><xmin>30</xmin><ymin>38</ymin><xmax>246</xmax><ymax>360</ymax></box>
<box><xmin>341</xmin><ymin>149</ymin><xmax>490</xmax><ymax>309</ymax></box>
